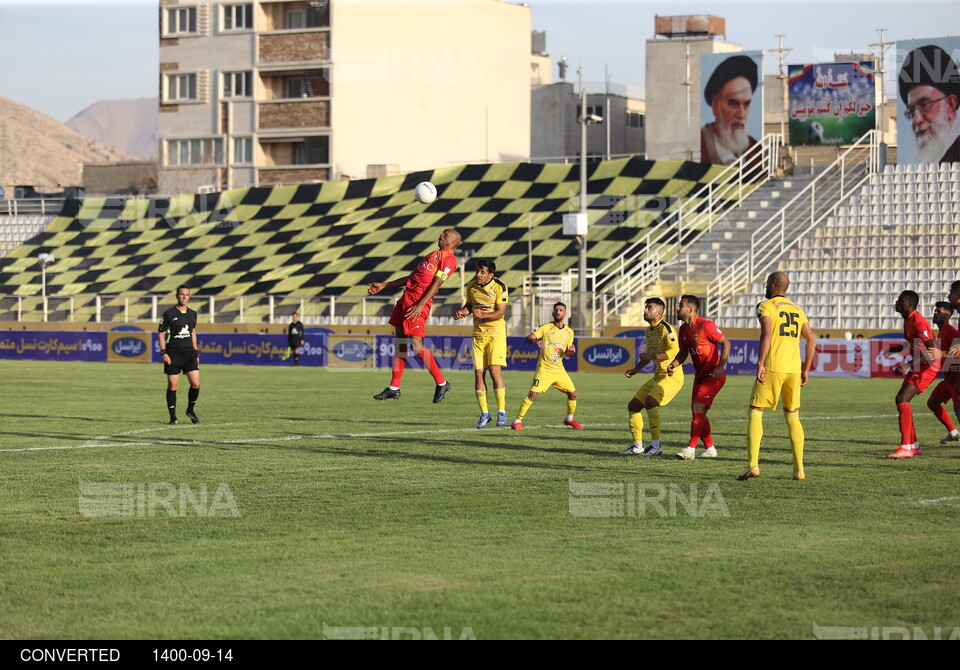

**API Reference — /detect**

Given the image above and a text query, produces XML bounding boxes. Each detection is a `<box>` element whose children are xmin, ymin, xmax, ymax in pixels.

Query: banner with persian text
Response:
<box><xmin>788</xmin><ymin>61</ymin><xmax>876</xmax><ymax>146</ymax></box>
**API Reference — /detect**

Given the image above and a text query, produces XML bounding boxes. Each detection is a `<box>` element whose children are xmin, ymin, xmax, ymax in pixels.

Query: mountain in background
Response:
<box><xmin>0</xmin><ymin>96</ymin><xmax>132</xmax><ymax>192</ymax></box>
<box><xmin>66</xmin><ymin>98</ymin><xmax>158</xmax><ymax>161</ymax></box>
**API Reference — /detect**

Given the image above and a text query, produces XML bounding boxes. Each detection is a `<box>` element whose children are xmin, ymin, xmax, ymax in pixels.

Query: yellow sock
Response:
<box><xmin>629</xmin><ymin>411</ymin><xmax>644</xmax><ymax>442</ymax></box>
<box><xmin>648</xmin><ymin>406</ymin><xmax>661</xmax><ymax>440</ymax></box>
<box><xmin>785</xmin><ymin>410</ymin><xmax>804</xmax><ymax>473</ymax></box>
<box><xmin>494</xmin><ymin>387</ymin><xmax>506</xmax><ymax>412</ymax></box>
<box><xmin>517</xmin><ymin>397</ymin><xmax>533</xmax><ymax>422</ymax></box>
<box><xmin>747</xmin><ymin>408</ymin><xmax>764</xmax><ymax>469</ymax></box>
<box><xmin>476</xmin><ymin>389</ymin><xmax>488</xmax><ymax>413</ymax></box>
<box><xmin>567</xmin><ymin>398</ymin><xmax>577</xmax><ymax>417</ymax></box>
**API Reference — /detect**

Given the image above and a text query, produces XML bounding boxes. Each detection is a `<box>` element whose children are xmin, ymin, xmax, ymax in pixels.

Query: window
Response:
<box><xmin>283</xmin><ymin>70</ymin><xmax>329</xmax><ymax>98</ymax></box>
<box><xmin>234</xmin><ymin>138</ymin><xmax>253</xmax><ymax>164</ymax></box>
<box><xmin>167</xmin><ymin>7</ymin><xmax>197</xmax><ymax>35</ymax></box>
<box><xmin>286</xmin><ymin>10</ymin><xmax>305</xmax><ymax>29</ymax></box>
<box><xmin>586</xmin><ymin>105</ymin><xmax>605</xmax><ymax>124</ymax></box>
<box><xmin>223</xmin><ymin>3</ymin><xmax>253</xmax><ymax>30</ymax></box>
<box><xmin>284</xmin><ymin>77</ymin><xmax>305</xmax><ymax>99</ymax></box>
<box><xmin>223</xmin><ymin>71</ymin><xmax>252</xmax><ymax>98</ymax></box>
<box><xmin>168</xmin><ymin>139</ymin><xmax>224</xmax><ymax>166</ymax></box>
<box><xmin>627</xmin><ymin>112</ymin><xmax>644</xmax><ymax>129</ymax></box>
<box><xmin>167</xmin><ymin>74</ymin><xmax>197</xmax><ymax>102</ymax></box>
<box><xmin>293</xmin><ymin>137</ymin><xmax>329</xmax><ymax>165</ymax></box>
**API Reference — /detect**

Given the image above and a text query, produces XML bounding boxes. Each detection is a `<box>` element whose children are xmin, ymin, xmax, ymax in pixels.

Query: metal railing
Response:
<box><xmin>0</xmin><ymin>291</ymin><xmax>589</xmax><ymax>336</ymax></box>
<box><xmin>706</xmin><ymin>130</ymin><xmax>881</xmax><ymax>316</ymax></box>
<box><xmin>582</xmin><ymin>134</ymin><xmax>782</xmax><ymax>331</ymax></box>
<box><xmin>1</xmin><ymin>199</ymin><xmax>66</xmax><ymax>216</ymax></box>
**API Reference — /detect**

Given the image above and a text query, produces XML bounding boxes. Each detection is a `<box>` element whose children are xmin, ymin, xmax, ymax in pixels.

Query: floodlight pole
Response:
<box><xmin>769</xmin><ymin>35</ymin><xmax>793</xmax><ymax>156</ymax></box>
<box><xmin>578</xmin><ymin>68</ymin><xmax>589</xmax><ymax>334</ymax></box>
<box><xmin>870</xmin><ymin>29</ymin><xmax>893</xmax><ymax>137</ymax></box>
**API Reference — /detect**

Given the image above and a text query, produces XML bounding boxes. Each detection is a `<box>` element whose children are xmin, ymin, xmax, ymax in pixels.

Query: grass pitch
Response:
<box><xmin>1</xmin><ymin>360</ymin><xmax>959</xmax><ymax>639</ymax></box>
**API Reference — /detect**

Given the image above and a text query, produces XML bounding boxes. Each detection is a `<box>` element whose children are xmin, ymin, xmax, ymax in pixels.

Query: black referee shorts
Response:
<box><xmin>163</xmin><ymin>349</ymin><xmax>200</xmax><ymax>375</ymax></box>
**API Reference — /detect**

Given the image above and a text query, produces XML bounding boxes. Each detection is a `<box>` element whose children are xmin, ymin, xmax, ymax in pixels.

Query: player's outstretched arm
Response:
<box><xmin>368</xmin><ymin>275</ymin><xmax>410</xmax><ymax>295</ymax></box>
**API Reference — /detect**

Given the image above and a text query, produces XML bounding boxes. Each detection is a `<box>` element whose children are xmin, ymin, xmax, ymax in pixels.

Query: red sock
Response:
<box><xmin>930</xmin><ymin>404</ymin><xmax>956</xmax><ymax>432</ymax></box>
<box><xmin>390</xmin><ymin>353</ymin><xmax>407</xmax><ymax>388</ymax></box>
<box><xmin>417</xmin><ymin>348</ymin><xmax>445</xmax><ymax>385</ymax></box>
<box><xmin>897</xmin><ymin>402</ymin><xmax>915</xmax><ymax>446</ymax></box>
<box><xmin>701</xmin><ymin>415</ymin><xmax>714</xmax><ymax>447</ymax></box>
<box><xmin>688</xmin><ymin>413</ymin><xmax>705</xmax><ymax>448</ymax></box>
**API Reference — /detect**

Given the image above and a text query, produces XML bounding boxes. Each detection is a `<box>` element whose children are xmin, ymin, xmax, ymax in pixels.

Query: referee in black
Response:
<box><xmin>158</xmin><ymin>285</ymin><xmax>201</xmax><ymax>425</ymax></box>
<box><xmin>288</xmin><ymin>311</ymin><xmax>305</xmax><ymax>365</ymax></box>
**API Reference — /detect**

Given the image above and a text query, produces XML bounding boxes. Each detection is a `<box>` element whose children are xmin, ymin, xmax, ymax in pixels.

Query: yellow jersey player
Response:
<box><xmin>737</xmin><ymin>271</ymin><xmax>816</xmax><ymax>481</ymax></box>
<box><xmin>511</xmin><ymin>302</ymin><xmax>583</xmax><ymax>431</ymax></box>
<box><xmin>455</xmin><ymin>259</ymin><xmax>509</xmax><ymax>428</ymax></box>
<box><xmin>620</xmin><ymin>297</ymin><xmax>684</xmax><ymax>455</ymax></box>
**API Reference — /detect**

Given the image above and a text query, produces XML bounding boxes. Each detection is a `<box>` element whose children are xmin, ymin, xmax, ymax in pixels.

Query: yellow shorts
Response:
<box><xmin>530</xmin><ymin>368</ymin><xmax>575</xmax><ymax>394</ymax></box>
<box><xmin>750</xmin><ymin>371</ymin><xmax>801</xmax><ymax>411</ymax></box>
<box><xmin>472</xmin><ymin>334</ymin><xmax>507</xmax><ymax>369</ymax></box>
<box><xmin>634</xmin><ymin>374</ymin><xmax>683</xmax><ymax>407</ymax></box>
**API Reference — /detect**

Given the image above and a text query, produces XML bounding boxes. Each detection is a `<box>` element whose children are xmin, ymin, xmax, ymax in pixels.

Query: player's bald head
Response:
<box><xmin>769</xmin><ymin>272</ymin><xmax>789</xmax><ymax>292</ymax></box>
<box><xmin>438</xmin><ymin>228</ymin><xmax>461</xmax><ymax>251</ymax></box>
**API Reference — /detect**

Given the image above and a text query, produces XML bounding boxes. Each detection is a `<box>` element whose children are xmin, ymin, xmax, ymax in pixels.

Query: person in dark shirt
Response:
<box><xmin>287</xmin><ymin>311</ymin><xmax>305</xmax><ymax>365</ymax></box>
<box><xmin>158</xmin><ymin>285</ymin><xmax>201</xmax><ymax>425</ymax></box>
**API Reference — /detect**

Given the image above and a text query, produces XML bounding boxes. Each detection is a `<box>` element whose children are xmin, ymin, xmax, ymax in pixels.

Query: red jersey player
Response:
<box><xmin>368</xmin><ymin>228</ymin><xmax>461</xmax><ymax>403</ymax></box>
<box><xmin>887</xmin><ymin>290</ymin><xmax>940</xmax><ymax>458</ymax></box>
<box><xmin>668</xmin><ymin>295</ymin><xmax>731</xmax><ymax>460</ymax></box>
<box><xmin>926</xmin><ymin>301</ymin><xmax>960</xmax><ymax>444</ymax></box>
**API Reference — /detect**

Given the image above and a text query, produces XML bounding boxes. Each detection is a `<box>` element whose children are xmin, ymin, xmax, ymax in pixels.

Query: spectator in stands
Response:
<box><xmin>899</xmin><ymin>44</ymin><xmax>960</xmax><ymax>164</ymax></box>
<box><xmin>700</xmin><ymin>55</ymin><xmax>759</xmax><ymax>165</ymax></box>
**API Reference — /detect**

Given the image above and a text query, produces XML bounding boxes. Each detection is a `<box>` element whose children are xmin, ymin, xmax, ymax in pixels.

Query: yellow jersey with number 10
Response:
<box><xmin>533</xmin><ymin>322</ymin><xmax>574</xmax><ymax>374</ymax></box>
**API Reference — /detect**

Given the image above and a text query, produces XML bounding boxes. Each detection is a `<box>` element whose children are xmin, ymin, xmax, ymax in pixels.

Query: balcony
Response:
<box><xmin>258</xmin><ymin>99</ymin><xmax>329</xmax><ymax>130</ymax></box>
<box><xmin>259</xmin><ymin>31</ymin><xmax>329</xmax><ymax>65</ymax></box>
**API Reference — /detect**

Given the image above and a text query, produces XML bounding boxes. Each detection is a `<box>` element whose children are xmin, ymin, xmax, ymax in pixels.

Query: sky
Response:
<box><xmin>0</xmin><ymin>0</ymin><xmax>958</xmax><ymax>123</ymax></box>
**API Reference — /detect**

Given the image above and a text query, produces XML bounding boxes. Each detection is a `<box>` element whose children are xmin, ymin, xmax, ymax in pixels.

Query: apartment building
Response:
<box><xmin>158</xmin><ymin>0</ymin><xmax>531</xmax><ymax>192</ymax></box>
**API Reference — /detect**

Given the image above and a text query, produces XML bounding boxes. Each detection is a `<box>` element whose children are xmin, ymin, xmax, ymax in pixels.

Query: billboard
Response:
<box><xmin>896</xmin><ymin>36</ymin><xmax>960</xmax><ymax>165</ymax></box>
<box><xmin>700</xmin><ymin>51</ymin><xmax>763</xmax><ymax>165</ymax></box>
<box><xmin>0</xmin><ymin>331</ymin><xmax>106</xmax><ymax>362</ymax></box>
<box><xmin>788</xmin><ymin>62</ymin><xmax>876</xmax><ymax>146</ymax></box>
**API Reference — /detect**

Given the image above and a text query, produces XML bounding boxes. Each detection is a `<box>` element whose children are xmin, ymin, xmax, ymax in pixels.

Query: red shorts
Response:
<box><xmin>930</xmin><ymin>379</ymin><xmax>960</xmax><ymax>406</ymax></box>
<box><xmin>905</xmin><ymin>364</ymin><xmax>939</xmax><ymax>393</ymax></box>
<box><xmin>389</xmin><ymin>293</ymin><xmax>431</xmax><ymax>336</ymax></box>
<box><xmin>692</xmin><ymin>374</ymin><xmax>726</xmax><ymax>409</ymax></box>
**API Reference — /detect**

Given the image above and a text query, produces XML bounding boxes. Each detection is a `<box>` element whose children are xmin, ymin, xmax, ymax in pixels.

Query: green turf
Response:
<box><xmin>1</xmin><ymin>361</ymin><xmax>959</xmax><ymax>639</ymax></box>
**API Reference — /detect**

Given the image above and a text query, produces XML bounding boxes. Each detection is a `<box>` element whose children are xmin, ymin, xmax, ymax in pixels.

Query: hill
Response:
<box><xmin>66</xmin><ymin>97</ymin><xmax>158</xmax><ymax>161</ymax></box>
<box><xmin>0</xmin><ymin>96</ymin><xmax>132</xmax><ymax>192</ymax></box>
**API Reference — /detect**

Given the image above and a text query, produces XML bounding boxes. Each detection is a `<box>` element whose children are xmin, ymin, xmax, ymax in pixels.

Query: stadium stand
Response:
<box><xmin>721</xmin><ymin>161</ymin><xmax>960</xmax><ymax>331</ymax></box>
<box><xmin>0</xmin><ymin>158</ymin><xmax>742</xmax><ymax>323</ymax></box>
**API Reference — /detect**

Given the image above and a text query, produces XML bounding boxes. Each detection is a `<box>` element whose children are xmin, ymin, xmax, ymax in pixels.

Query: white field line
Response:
<box><xmin>0</xmin><ymin>414</ymin><xmax>882</xmax><ymax>454</ymax></box>
<box><xmin>913</xmin><ymin>496</ymin><xmax>960</xmax><ymax>506</ymax></box>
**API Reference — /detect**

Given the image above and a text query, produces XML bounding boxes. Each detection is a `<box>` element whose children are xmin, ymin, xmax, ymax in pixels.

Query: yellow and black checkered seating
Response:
<box><xmin>0</xmin><ymin>158</ymin><xmax>734</xmax><ymax>308</ymax></box>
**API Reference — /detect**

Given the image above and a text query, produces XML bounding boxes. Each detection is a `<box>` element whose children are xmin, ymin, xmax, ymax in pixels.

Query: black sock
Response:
<box><xmin>187</xmin><ymin>387</ymin><xmax>199</xmax><ymax>413</ymax></box>
<box><xmin>166</xmin><ymin>389</ymin><xmax>177</xmax><ymax>419</ymax></box>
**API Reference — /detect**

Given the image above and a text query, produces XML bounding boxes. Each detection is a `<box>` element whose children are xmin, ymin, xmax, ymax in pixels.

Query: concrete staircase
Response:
<box><xmin>617</xmin><ymin>175</ymin><xmax>814</xmax><ymax>324</ymax></box>
<box><xmin>654</xmin><ymin>175</ymin><xmax>813</xmax><ymax>295</ymax></box>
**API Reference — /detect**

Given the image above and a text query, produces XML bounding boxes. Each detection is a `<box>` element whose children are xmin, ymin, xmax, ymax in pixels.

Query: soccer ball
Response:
<box><xmin>808</xmin><ymin>122</ymin><xmax>825</xmax><ymax>144</ymax></box>
<box><xmin>414</xmin><ymin>181</ymin><xmax>437</xmax><ymax>205</ymax></box>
